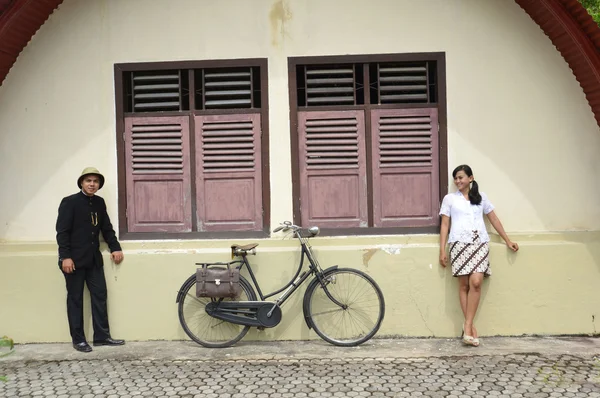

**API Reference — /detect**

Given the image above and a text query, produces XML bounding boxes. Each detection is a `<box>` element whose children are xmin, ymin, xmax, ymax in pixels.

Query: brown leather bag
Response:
<box><xmin>196</xmin><ymin>264</ymin><xmax>241</xmax><ymax>298</ymax></box>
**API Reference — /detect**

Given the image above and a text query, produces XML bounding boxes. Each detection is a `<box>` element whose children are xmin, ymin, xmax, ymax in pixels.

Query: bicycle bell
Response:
<box><xmin>308</xmin><ymin>226</ymin><xmax>320</xmax><ymax>236</ymax></box>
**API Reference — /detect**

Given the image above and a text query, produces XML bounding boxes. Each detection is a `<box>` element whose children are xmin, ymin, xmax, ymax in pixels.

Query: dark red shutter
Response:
<box><xmin>371</xmin><ymin>108</ymin><xmax>439</xmax><ymax>227</ymax></box>
<box><xmin>124</xmin><ymin>116</ymin><xmax>192</xmax><ymax>232</ymax></box>
<box><xmin>194</xmin><ymin>114</ymin><xmax>263</xmax><ymax>231</ymax></box>
<box><xmin>298</xmin><ymin>110</ymin><xmax>368</xmax><ymax>228</ymax></box>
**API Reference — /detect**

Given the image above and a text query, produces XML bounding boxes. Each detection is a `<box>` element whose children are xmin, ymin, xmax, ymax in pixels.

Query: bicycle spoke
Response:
<box><xmin>185</xmin><ymin>292</ymin><xmax>207</xmax><ymax>305</ymax></box>
<box><xmin>307</xmin><ymin>269</ymin><xmax>384</xmax><ymax>346</ymax></box>
<box><xmin>178</xmin><ymin>272</ymin><xmax>255</xmax><ymax>348</ymax></box>
<box><xmin>310</xmin><ymin>307</ymin><xmax>346</xmax><ymax>317</ymax></box>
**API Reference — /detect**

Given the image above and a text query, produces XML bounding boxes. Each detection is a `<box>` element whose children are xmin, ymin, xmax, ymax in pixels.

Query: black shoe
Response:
<box><xmin>93</xmin><ymin>338</ymin><xmax>125</xmax><ymax>346</ymax></box>
<box><xmin>73</xmin><ymin>342</ymin><xmax>92</xmax><ymax>353</ymax></box>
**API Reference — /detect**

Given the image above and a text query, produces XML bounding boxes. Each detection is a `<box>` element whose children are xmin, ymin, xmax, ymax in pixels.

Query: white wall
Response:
<box><xmin>0</xmin><ymin>0</ymin><xmax>599</xmax><ymax>241</ymax></box>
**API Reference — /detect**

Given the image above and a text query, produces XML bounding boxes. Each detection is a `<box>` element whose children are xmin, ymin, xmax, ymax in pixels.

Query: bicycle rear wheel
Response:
<box><xmin>304</xmin><ymin>268</ymin><xmax>385</xmax><ymax>346</ymax></box>
<box><xmin>177</xmin><ymin>270</ymin><xmax>256</xmax><ymax>348</ymax></box>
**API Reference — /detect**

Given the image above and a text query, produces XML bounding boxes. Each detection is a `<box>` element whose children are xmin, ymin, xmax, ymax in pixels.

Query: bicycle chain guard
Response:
<box><xmin>257</xmin><ymin>304</ymin><xmax>282</xmax><ymax>328</ymax></box>
<box><xmin>206</xmin><ymin>301</ymin><xmax>282</xmax><ymax>328</ymax></box>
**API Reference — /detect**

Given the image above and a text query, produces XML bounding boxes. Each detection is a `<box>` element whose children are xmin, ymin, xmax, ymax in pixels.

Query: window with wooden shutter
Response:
<box><xmin>194</xmin><ymin>114</ymin><xmax>263</xmax><ymax>231</ymax></box>
<box><xmin>297</xmin><ymin>110</ymin><xmax>368</xmax><ymax>228</ymax></box>
<box><xmin>371</xmin><ymin>108</ymin><xmax>439</xmax><ymax>227</ymax></box>
<box><xmin>289</xmin><ymin>53</ymin><xmax>447</xmax><ymax>234</ymax></box>
<box><xmin>115</xmin><ymin>60</ymin><xmax>269</xmax><ymax>238</ymax></box>
<box><xmin>124</xmin><ymin>116</ymin><xmax>192</xmax><ymax>233</ymax></box>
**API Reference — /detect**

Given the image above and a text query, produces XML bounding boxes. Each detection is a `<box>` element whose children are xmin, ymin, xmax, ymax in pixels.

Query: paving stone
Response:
<box><xmin>1</xmin><ymin>353</ymin><xmax>600</xmax><ymax>397</ymax></box>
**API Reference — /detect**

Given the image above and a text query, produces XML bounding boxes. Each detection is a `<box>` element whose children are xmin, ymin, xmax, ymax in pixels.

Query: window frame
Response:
<box><xmin>114</xmin><ymin>58</ymin><xmax>271</xmax><ymax>240</ymax></box>
<box><xmin>288</xmin><ymin>52</ymin><xmax>448</xmax><ymax>236</ymax></box>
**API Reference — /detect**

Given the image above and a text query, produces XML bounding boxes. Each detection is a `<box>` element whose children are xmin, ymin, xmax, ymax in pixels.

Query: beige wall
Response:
<box><xmin>0</xmin><ymin>0</ymin><xmax>599</xmax><ymax>342</ymax></box>
<box><xmin>0</xmin><ymin>0</ymin><xmax>597</xmax><ymax>239</ymax></box>
<box><xmin>2</xmin><ymin>233</ymin><xmax>599</xmax><ymax>343</ymax></box>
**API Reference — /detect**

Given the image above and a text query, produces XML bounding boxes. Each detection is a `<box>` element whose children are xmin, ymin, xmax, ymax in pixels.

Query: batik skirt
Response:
<box><xmin>449</xmin><ymin>232</ymin><xmax>491</xmax><ymax>277</ymax></box>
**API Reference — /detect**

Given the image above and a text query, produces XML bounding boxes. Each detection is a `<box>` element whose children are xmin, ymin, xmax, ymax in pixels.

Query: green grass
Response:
<box><xmin>0</xmin><ymin>336</ymin><xmax>14</xmax><ymax>383</ymax></box>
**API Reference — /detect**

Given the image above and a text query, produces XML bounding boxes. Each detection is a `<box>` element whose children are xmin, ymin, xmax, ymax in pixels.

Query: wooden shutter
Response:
<box><xmin>195</xmin><ymin>114</ymin><xmax>263</xmax><ymax>231</ymax></box>
<box><xmin>371</xmin><ymin>108</ymin><xmax>439</xmax><ymax>227</ymax></box>
<box><xmin>202</xmin><ymin>68</ymin><xmax>253</xmax><ymax>109</ymax></box>
<box><xmin>304</xmin><ymin>65</ymin><xmax>356</xmax><ymax>106</ymax></box>
<box><xmin>124</xmin><ymin>116</ymin><xmax>192</xmax><ymax>232</ymax></box>
<box><xmin>375</xmin><ymin>63</ymin><xmax>429</xmax><ymax>104</ymax></box>
<box><xmin>298</xmin><ymin>110</ymin><xmax>368</xmax><ymax>228</ymax></box>
<box><xmin>131</xmin><ymin>71</ymin><xmax>181</xmax><ymax>112</ymax></box>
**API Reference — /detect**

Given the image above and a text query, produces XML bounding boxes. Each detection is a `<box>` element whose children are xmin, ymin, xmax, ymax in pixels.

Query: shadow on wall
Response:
<box><xmin>574</xmin><ymin>234</ymin><xmax>600</xmax><ymax>334</ymax></box>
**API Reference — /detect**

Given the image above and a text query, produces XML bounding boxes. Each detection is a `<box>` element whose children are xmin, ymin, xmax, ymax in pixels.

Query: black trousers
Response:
<box><xmin>63</xmin><ymin>265</ymin><xmax>111</xmax><ymax>344</ymax></box>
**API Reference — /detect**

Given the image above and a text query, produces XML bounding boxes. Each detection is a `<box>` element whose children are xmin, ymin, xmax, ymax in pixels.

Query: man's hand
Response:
<box><xmin>61</xmin><ymin>258</ymin><xmax>75</xmax><ymax>274</ymax></box>
<box><xmin>111</xmin><ymin>251</ymin><xmax>124</xmax><ymax>264</ymax></box>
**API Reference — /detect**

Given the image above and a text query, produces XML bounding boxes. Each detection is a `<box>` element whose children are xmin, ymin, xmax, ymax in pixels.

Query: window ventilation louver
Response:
<box><xmin>378</xmin><ymin>115</ymin><xmax>433</xmax><ymax>167</ymax></box>
<box><xmin>132</xmin><ymin>71</ymin><xmax>181</xmax><ymax>112</ymax></box>
<box><xmin>201</xmin><ymin>120</ymin><xmax>255</xmax><ymax>172</ymax></box>
<box><xmin>377</xmin><ymin>64</ymin><xmax>428</xmax><ymax>104</ymax></box>
<box><xmin>305</xmin><ymin>117</ymin><xmax>359</xmax><ymax>169</ymax></box>
<box><xmin>203</xmin><ymin>69</ymin><xmax>252</xmax><ymax>109</ymax></box>
<box><xmin>305</xmin><ymin>67</ymin><xmax>355</xmax><ymax>106</ymax></box>
<box><xmin>130</xmin><ymin>124</ymin><xmax>183</xmax><ymax>174</ymax></box>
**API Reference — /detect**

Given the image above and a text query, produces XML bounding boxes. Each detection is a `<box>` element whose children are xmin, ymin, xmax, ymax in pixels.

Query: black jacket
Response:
<box><xmin>56</xmin><ymin>191</ymin><xmax>122</xmax><ymax>269</ymax></box>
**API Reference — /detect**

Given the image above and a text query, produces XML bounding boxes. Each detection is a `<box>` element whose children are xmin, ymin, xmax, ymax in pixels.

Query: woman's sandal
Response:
<box><xmin>462</xmin><ymin>323</ymin><xmax>479</xmax><ymax>347</ymax></box>
<box><xmin>472</xmin><ymin>325</ymin><xmax>480</xmax><ymax>347</ymax></box>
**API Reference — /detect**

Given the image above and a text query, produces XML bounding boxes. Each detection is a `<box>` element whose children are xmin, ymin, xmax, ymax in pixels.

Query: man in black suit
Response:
<box><xmin>56</xmin><ymin>167</ymin><xmax>125</xmax><ymax>352</ymax></box>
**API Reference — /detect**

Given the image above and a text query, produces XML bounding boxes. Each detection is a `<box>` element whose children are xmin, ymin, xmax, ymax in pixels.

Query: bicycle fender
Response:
<box><xmin>176</xmin><ymin>274</ymin><xmax>197</xmax><ymax>303</ymax></box>
<box><xmin>302</xmin><ymin>266</ymin><xmax>339</xmax><ymax>329</ymax></box>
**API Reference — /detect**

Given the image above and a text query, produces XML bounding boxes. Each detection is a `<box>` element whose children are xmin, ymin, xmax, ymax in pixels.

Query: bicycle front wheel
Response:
<box><xmin>178</xmin><ymin>271</ymin><xmax>256</xmax><ymax>348</ymax></box>
<box><xmin>305</xmin><ymin>268</ymin><xmax>385</xmax><ymax>346</ymax></box>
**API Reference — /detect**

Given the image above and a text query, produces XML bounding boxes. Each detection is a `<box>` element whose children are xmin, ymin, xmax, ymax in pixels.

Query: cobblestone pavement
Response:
<box><xmin>0</xmin><ymin>337</ymin><xmax>600</xmax><ymax>398</ymax></box>
<box><xmin>1</xmin><ymin>338</ymin><xmax>600</xmax><ymax>397</ymax></box>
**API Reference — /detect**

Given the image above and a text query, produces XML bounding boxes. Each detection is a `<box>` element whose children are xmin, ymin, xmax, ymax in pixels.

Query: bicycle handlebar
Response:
<box><xmin>272</xmin><ymin>221</ymin><xmax>300</xmax><ymax>234</ymax></box>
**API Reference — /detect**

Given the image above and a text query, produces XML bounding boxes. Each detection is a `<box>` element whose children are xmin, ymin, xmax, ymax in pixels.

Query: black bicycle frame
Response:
<box><xmin>238</xmin><ymin>231</ymin><xmax>346</xmax><ymax>309</ymax></box>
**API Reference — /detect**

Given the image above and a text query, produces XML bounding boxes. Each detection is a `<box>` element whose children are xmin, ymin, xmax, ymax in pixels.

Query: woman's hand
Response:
<box><xmin>439</xmin><ymin>215</ymin><xmax>450</xmax><ymax>268</ymax></box>
<box><xmin>487</xmin><ymin>211</ymin><xmax>519</xmax><ymax>253</ymax></box>
<box><xmin>506</xmin><ymin>241</ymin><xmax>519</xmax><ymax>252</ymax></box>
<box><xmin>439</xmin><ymin>251</ymin><xmax>448</xmax><ymax>267</ymax></box>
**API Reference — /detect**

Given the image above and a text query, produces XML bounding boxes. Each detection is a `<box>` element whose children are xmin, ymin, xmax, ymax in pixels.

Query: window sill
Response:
<box><xmin>314</xmin><ymin>226</ymin><xmax>440</xmax><ymax>237</ymax></box>
<box><xmin>119</xmin><ymin>230</ymin><xmax>270</xmax><ymax>241</ymax></box>
<box><xmin>119</xmin><ymin>226</ymin><xmax>439</xmax><ymax>241</ymax></box>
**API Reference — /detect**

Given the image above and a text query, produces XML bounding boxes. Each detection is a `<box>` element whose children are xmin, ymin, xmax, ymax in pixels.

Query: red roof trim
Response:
<box><xmin>0</xmin><ymin>0</ymin><xmax>599</xmax><ymax>126</ymax></box>
<box><xmin>515</xmin><ymin>0</ymin><xmax>600</xmax><ymax>125</ymax></box>
<box><xmin>0</xmin><ymin>0</ymin><xmax>63</xmax><ymax>83</ymax></box>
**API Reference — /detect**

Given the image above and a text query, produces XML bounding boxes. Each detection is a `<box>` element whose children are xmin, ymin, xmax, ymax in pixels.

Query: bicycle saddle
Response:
<box><xmin>231</xmin><ymin>243</ymin><xmax>259</xmax><ymax>256</ymax></box>
<box><xmin>231</xmin><ymin>243</ymin><xmax>258</xmax><ymax>251</ymax></box>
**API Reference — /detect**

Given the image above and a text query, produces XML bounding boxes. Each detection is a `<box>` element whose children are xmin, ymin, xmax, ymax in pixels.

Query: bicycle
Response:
<box><xmin>176</xmin><ymin>221</ymin><xmax>385</xmax><ymax>348</ymax></box>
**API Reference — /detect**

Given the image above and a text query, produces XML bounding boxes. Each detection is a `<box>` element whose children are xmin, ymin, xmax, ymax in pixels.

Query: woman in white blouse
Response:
<box><xmin>439</xmin><ymin>165</ymin><xmax>519</xmax><ymax>347</ymax></box>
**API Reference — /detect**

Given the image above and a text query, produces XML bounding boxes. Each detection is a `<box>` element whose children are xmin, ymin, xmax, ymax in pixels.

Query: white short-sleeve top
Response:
<box><xmin>439</xmin><ymin>191</ymin><xmax>495</xmax><ymax>243</ymax></box>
